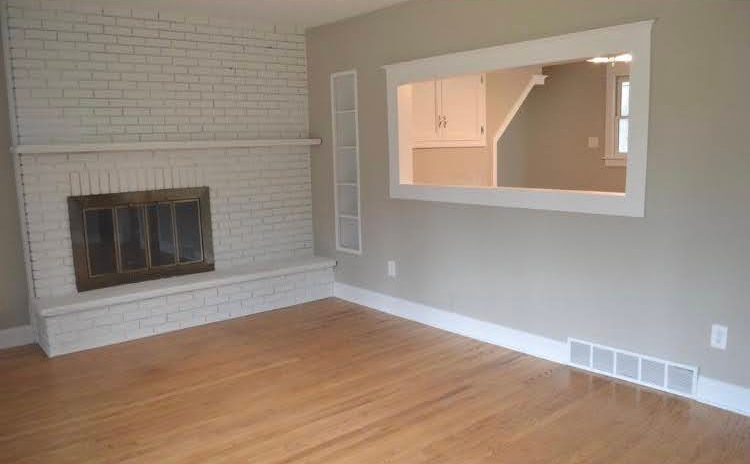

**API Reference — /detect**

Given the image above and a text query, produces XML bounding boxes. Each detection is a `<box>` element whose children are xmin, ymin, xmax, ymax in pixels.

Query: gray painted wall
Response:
<box><xmin>497</xmin><ymin>92</ymin><xmax>529</xmax><ymax>188</ymax></box>
<box><xmin>307</xmin><ymin>0</ymin><xmax>750</xmax><ymax>388</ymax></box>
<box><xmin>0</xmin><ymin>37</ymin><xmax>29</xmax><ymax>331</ymax></box>
<box><xmin>499</xmin><ymin>62</ymin><xmax>626</xmax><ymax>192</ymax></box>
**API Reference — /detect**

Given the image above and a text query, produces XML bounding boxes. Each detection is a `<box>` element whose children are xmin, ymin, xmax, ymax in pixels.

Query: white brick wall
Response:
<box><xmin>5</xmin><ymin>1</ymin><xmax>308</xmax><ymax>145</ymax></box>
<box><xmin>35</xmin><ymin>267</ymin><xmax>334</xmax><ymax>356</ymax></box>
<box><xmin>4</xmin><ymin>2</ymin><xmax>316</xmax><ymax>299</ymax></box>
<box><xmin>21</xmin><ymin>145</ymin><xmax>314</xmax><ymax>297</ymax></box>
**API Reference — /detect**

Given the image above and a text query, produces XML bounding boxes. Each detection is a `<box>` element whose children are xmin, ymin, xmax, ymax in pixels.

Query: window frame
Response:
<box><xmin>384</xmin><ymin>21</ymin><xmax>653</xmax><ymax>217</ymax></box>
<box><xmin>617</xmin><ymin>76</ymin><xmax>631</xmax><ymax>154</ymax></box>
<box><xmin>605</xmin><ymin>63</ymin><xmax>632</xmax><ymax>167</ymax></box>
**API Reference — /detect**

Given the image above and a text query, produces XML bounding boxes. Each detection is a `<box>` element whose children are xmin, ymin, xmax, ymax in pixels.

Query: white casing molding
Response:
<box><xmin>0</xmin><ymin>325</ymin><xmax>35</xmax><ymax>350</ymax></box>
<box><xmin>334</xmin><ymin>281</ymin><xmax>750</xmax><ymax>418</ymax></box>
<box><xmin>384</xmin><ymin>20</ymin><xmax>653</xmax><ymax>217</ymax></box>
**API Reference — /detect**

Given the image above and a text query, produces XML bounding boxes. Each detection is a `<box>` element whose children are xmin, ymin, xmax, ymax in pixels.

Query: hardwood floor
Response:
<box><xmin>1</xmin><ymin>298</ymin><xmax>748</xmax><ymax>464</ymax></box>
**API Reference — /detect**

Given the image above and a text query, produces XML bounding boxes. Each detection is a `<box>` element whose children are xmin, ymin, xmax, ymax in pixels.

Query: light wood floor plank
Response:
<box><xmin>1</xmin><ymin>298</ymin><xmax>748</xmax><ymax>463</ymax></box>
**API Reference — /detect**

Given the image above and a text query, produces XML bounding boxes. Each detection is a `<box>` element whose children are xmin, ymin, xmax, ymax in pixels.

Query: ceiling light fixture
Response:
<box><xmin>587</xmin><ymin>53</ymin><xmax>633</xmax><ymax>64</ymax></box>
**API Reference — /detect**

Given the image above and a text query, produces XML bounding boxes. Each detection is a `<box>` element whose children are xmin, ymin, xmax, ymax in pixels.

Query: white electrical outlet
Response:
<box><xmin>387</xmin><ymin>260</ymin><xmax>396</xmax><ymax>277</ymax></box>
<box><xmin>710</xmin><ymin>324</ymin><xmax>728</xmax><ymax>350</ymax></box>
<box><xmin>588</xmin><ymin>136</ymin><xmax>600</xmax><ymax>148</ymax></box>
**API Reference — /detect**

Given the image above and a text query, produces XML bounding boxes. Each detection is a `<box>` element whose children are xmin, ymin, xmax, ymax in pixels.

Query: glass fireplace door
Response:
<box><xmin>69</xmin><ymin>187</ymin><xmax>214</xmax><ymax>291</ymax></box>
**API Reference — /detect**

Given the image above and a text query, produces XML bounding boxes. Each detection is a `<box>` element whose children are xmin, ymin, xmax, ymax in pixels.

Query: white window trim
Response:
<box><xmin>604</xmin><ymin>63</ymin><xmax>631</xmax><ymax>167</ymax></box>
<box><xmin>384</xmin><ymin>21</ymin><xmax>653</xmax><ymax>217</ymax></box>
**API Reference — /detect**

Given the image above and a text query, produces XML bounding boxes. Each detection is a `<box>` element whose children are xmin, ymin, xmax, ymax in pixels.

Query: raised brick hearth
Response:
<box><xmin>33</xmin><ymin>257</ymin><xmax>334</xmax><ymax>356</ymax></box>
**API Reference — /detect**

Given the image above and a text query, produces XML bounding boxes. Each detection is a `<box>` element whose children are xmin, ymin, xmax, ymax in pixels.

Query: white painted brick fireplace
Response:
<box><xmin>21</xmin><ymin>145</ymin><xmax>315</xmax><ymax>298</ymax></box>
<box><xmin>4</xmin><ymin>1</ymin><xmax>335</xmax><ymax>355</ymax></box>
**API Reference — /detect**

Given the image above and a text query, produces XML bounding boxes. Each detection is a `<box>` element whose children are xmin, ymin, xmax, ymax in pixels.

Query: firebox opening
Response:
<box><xmin>68</xmin><ymin>187</ymin><xmax>214</xmax><ymax>292</ymax></box>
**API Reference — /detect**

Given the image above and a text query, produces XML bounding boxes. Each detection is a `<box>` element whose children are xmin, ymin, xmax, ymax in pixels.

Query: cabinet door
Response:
<box><xmin>440</xmin><ymin>74</ymin><xmax>485</xmax><ymax>146</ymax></box>
<box><xmin>411</xmin><ymin>79</ymin><xmax>440</xmax><ymax>144</ymax></box>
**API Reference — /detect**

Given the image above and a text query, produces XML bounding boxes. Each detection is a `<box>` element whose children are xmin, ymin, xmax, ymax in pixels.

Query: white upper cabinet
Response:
<box><xmin>411</xmin><ymin>73</ymin><xmax>486</xmax><ymax>148</ymax></box>
<box><xmin>440</xmin><ymin>74</ymin><xmax>485</xmax><ymax>143</ymax></box>
<box><xmin>411</xmin><ymin>80</ymin><xmax>440</xmax><ymax>142</ymax></box>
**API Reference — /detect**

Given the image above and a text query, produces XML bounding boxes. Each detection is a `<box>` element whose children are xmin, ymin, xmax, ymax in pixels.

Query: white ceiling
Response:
<box><xmin>98</xmin><ymin>0</ymin><xmax>411</xmax><ymax>28</ymax></box>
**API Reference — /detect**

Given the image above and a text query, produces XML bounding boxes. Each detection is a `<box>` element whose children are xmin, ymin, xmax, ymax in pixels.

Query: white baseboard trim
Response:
<box><xmin>695</xmin><ymin>377</ymin><xmax>750</xmax><ymax>418</ymax></box>
<box><xmin>334</xmin><ymin>282</ymin><xmax>568</xmax><ymax>364</ymax></box>
<box><xmin>334</xmin><ymin>282</ymin><xmax>750</xmax><ymax>418</ymax></box>
<box><xmin>0</xmin><ymin>324</ymin><xmax>35</xmax><ymax>350</ymax></box>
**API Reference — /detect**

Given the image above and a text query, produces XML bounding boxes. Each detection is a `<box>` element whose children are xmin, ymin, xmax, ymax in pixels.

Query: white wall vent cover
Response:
<box><xmin>641</xmin><ymin>359</ymin><xmax>666</xmax><ymax>388</ymax></box>
<box><xmin>615</xmin><ymin>352</ymin><xmax>639</xmax><ymax>380</ymax></box>
<box><xmin>567</xmin><ymin>338</ymin><xmax>699</xmax><ymax>398</ymax></box>
<box><xmin>592</xmin><ymin>346</ymin><xmax>615</xmax><ymax>374</ymax></box>
<box><xmin>570</xmin><ymin>340</ymin><xmax>592</xmax><ymax>367</ymax></box>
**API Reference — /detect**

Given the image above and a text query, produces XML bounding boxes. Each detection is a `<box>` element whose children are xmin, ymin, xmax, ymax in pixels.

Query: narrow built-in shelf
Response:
<box><xmin>11</xmin><ymin>138</ymin><xmax>322</xmax><ymax>155</ymax></box>
<box><xmin>331</xmin><ymin>70</ymin><xmax>362</xmax><ymax>255</ymax></box>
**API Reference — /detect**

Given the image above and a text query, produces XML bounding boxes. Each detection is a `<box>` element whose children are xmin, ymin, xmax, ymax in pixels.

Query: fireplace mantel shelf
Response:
<box><xmin>10</xmin><ymin>138</ymin><xmax>322</xmax><ymax>155</ymax></box>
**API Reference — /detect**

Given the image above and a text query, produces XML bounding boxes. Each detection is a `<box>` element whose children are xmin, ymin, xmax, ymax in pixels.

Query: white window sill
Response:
<box><xmin>604</xmin><ymin>157</ymin><xmax>627</xmax><ymax>167</ymax></box>
<box><xmin>391</xmin><ymin>182</ymin><xmax>641</xmax><ymax>217</ymax></box>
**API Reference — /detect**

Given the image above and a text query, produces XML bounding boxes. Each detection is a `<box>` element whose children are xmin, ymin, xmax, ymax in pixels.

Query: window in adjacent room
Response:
<box><xmin>604</xmin><ymin>61</ymin><xmax>631</xmax><ymax>167</ymax></box>
<box><xmin>616</xmin><ymin>76</ymin><xmax>630</xmax><ymax>154</ymax></box>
